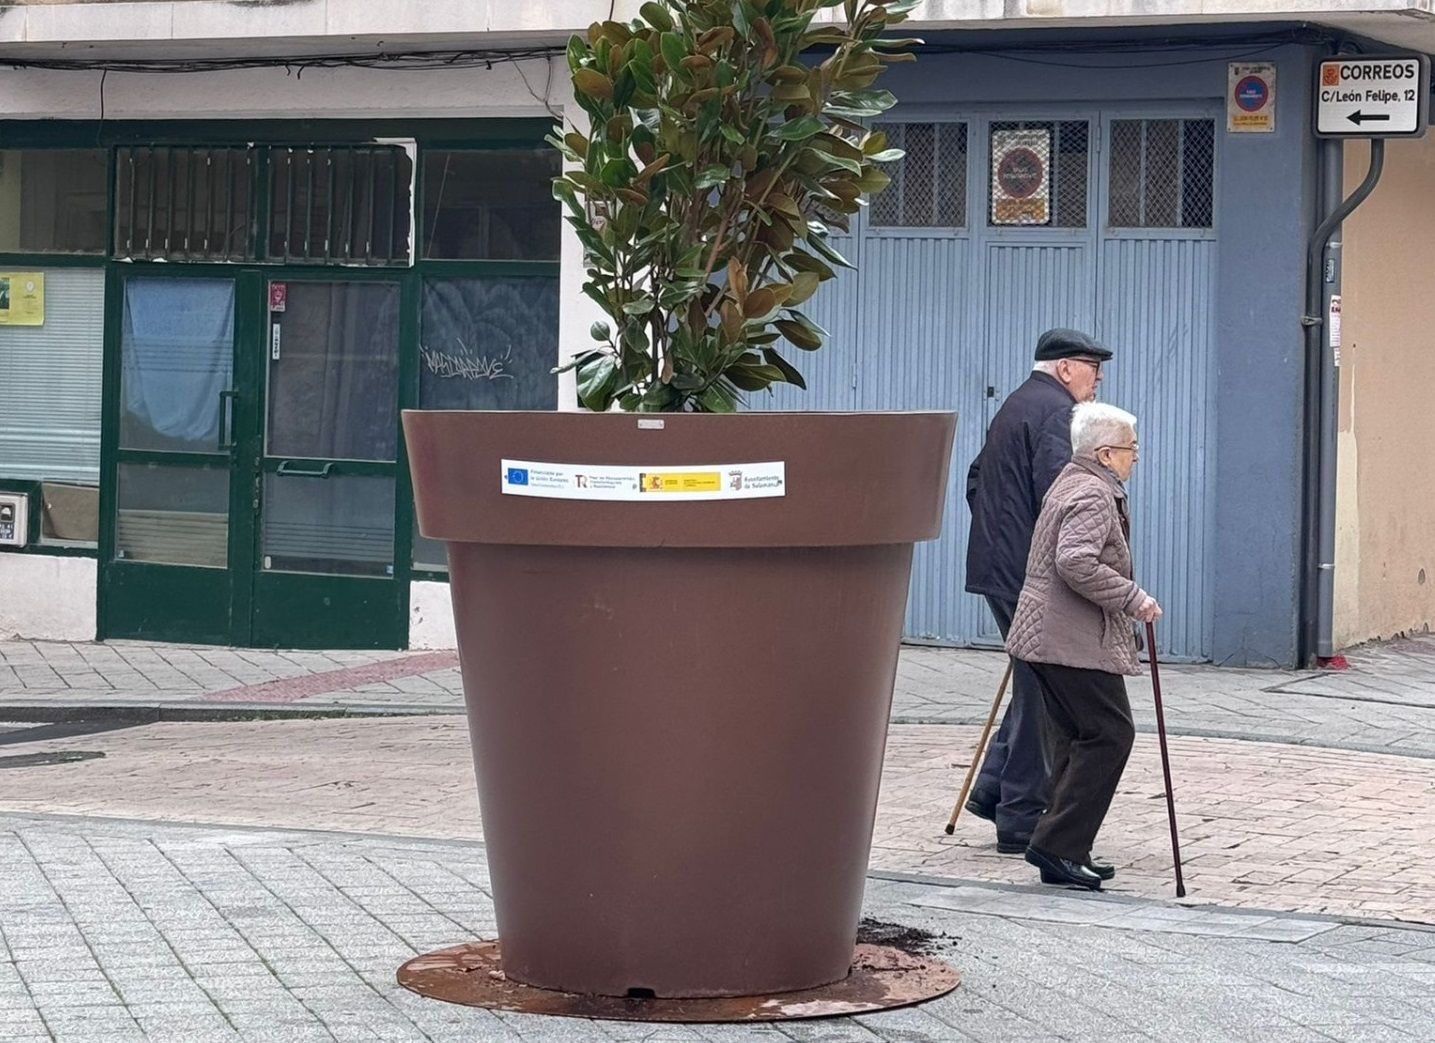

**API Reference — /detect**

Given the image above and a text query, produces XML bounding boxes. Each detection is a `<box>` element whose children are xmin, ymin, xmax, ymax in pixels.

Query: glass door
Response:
<box><xmin>102</xmin><ymin>270</ymin><xmax>253</xmax><ymax>644</ymax></box>
<box><xmin>248</xmin><ymin>275</ymin><xmax>405</xmax><ymax>649</ymax></box>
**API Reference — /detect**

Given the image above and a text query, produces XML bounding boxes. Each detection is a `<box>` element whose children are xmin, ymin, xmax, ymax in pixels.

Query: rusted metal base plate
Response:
<box><xmin>397</xmin><ymin>941</ymin><xmax>960</xmax><ymax>1023</ymax></box>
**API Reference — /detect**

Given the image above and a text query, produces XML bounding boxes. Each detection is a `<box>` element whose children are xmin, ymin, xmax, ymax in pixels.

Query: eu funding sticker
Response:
<box><xmin>501</xmin><ymin>460</ymin><xmax>786</xmax><ymax>501</ymax></box>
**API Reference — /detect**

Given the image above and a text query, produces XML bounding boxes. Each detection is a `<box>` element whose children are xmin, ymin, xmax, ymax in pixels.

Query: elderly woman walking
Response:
<box><xmin>1005</xmin><ymin>402</ymin><xmax>1161</xmax><ymax>891</ymax></box>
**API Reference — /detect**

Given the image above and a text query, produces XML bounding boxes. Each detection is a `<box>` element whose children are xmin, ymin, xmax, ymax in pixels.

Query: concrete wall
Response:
<box><xmin>408</xmin><ymin>581</ymin><xmax>456</xmax><ymax>650</ymax></box>
<box><xmin>1333</xmin><ymin>137</ymin><xmax>1435</xmax><ymax>648</ymax></box>
<box><xmin>0</xmin><ymin>554</ymin><xmax>97</xmax><ymax>640</ymax></box>
<box><xmin>1</xmin><ymin>2</ymin><xmax>1432</xmax><ymax>54</ymax></box>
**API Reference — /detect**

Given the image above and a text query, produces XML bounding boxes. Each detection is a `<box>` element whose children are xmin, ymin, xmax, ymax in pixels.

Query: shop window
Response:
<box><xmin>1108</xmin><ymin>119</ymin><xmax>1215</xmax><ymax>230</ymax></box>
<box><xmin>115</xmin><ymin>147</ymin><xmax>257</xmax><ymax>261</ymax></box>
<box><xmin>412</xmin><ymin>275</ymin><xmax>559</xmax><ymax>571</ymax></box>
<box><xmin>988</xmin><ymin>120</ymin><xmax>1089</xmax><ymax>229</ymax></box>
<box><xmin>0</xmin><ymin>150</ymin><xmax>108</xmax><ymax>255</ymax></box>
<box><xmin>870</xmin><ymin>122</ymin><xmax>967</xmax><ymax>229</ymax></box>
<box><xmin>0</xmin><ymin>268</ymin><xmax>104</xmax><ymax>547</ymax></box>
<box><xmin>269</xmin><ymin>147</ymin><xmax>413</xmax><ymax>265</ymax></box>
<box><xmin>421</xmin><ymin>149</ymin><xmax>560</xmax><ymax>261</ymax></box>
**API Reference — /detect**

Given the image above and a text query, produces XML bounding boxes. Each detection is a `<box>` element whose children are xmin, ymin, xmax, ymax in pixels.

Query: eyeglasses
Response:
<box><xmin>1100</xmin><ymin>442</ymin><xmax>1139</xmax><ymax>455</ymax></box>
<box><xmin>1064</xmin><ymin>357</ymin><xmax>1104</xmax><ymax>373</ymax></box>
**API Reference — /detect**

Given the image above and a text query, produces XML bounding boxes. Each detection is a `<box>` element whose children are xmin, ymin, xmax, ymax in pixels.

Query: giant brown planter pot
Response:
<box><xmin>404</xmin><ymin>410</ymin><xmax>956</xmax><ymax>999</ymax></box>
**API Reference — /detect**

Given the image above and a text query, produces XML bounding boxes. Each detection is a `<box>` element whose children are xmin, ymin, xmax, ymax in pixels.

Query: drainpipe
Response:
<box><xmin>1301</xmin><ymin>137</ymin><xmax>1384</xmax><ymax>663</ymax></box>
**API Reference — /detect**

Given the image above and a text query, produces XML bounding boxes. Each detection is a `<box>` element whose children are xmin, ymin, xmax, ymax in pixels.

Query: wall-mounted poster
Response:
<box><xmin>0</xmin><ymin>272</ymin><xmax>45</xmax><ymax>325</ymax></box>
<box><xmin>991</xmin><ymin>129</ymin><xmax>1051</xmax><ymax>226</ymax></box>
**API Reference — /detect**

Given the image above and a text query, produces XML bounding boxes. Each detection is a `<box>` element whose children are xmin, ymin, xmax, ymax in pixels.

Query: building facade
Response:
<box><xmin>1</xmin><ymin>1</ymin><xmax>1432</xmax><ymax>667</ymax></box>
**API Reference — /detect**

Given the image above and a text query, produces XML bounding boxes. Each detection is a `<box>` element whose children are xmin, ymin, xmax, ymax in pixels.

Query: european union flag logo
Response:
<box><xmin>507</xmin><ymin>468</ymin><xmax>529</xmax><ymax>486</ymax></box>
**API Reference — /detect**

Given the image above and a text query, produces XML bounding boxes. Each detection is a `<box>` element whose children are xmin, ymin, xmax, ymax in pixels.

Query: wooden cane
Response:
<box><xmin>1146</xmin><ymin>621</ymin><xmax>1187</xmax><ymax>898</ymax></box>
<box><xmin>944</xmin><ymin>659</ymin><xmax>1015</xmax><ymax>835</ymax></box>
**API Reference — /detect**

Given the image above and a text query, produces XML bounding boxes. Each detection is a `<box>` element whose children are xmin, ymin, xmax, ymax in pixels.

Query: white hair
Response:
<box><xmin>1032</xmin><ymin>360</ymin><xmax>1062</xmax><ymax>376</ymax></box>
<box><xmin>1070</xmin><ymin>402</ymin><xmax>1137</xmax><ymax>456</ymax></box>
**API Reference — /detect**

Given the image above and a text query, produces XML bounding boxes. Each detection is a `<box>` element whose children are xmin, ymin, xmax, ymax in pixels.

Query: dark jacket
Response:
<box><xmin>965</xmin><ymin>371</ymin><xmax>1076</xmax><ymax>602</ymax></box>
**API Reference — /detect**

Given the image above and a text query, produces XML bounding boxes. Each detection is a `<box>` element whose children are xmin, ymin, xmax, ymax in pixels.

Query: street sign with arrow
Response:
<box><xmin>1315</xmin><ymin>55</ymin><xmax>1429</xmax><ymax>139</ymax></box>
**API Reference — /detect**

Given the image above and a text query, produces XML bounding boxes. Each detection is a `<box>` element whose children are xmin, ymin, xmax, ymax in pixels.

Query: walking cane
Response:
<box><xmin>1146</xmin><ymin>621</ymin><xmax>1187</xmax><ymax>898</ymax></box>
<box><xmin>944</xmin><ymin>659</ymin><xmax>1014</xmax><ymax>835</ymax></box>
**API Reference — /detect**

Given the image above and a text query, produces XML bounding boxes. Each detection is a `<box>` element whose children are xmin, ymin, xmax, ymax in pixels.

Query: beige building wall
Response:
<box><xmin>1334</xmin><ymin>137</ymin><xmax>1435</xmax><ymax>648</ymax></box>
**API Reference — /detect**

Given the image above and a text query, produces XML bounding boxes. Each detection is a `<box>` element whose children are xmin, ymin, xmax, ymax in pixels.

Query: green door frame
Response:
<box><xmin>3</xmin><ymin>118</ymin><xmax>559</xmax><ymax>649</ymax></box>
<box><xmin>100</xmin><ymin>263</ymin><xmax>263</xmax><ymax>646</ymax></box>
<box><xmin>248</xmin><ymin>266</ymin><xmax>413</xmax><ymax>650</ymax></box>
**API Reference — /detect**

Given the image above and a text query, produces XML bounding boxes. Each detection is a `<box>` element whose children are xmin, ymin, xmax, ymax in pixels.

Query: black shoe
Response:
<box><xmin>996</xmin><ymin>830</ymin><xmax>1031</xmax><ymax>855</ymax></box>
<box><xmin>1085</xmin><ymin>857</ymin><xmax>1116</xmax><ymax>881</ymax></box>
<box><xmin>964</xmin><ymin>797</ymin><xmax>996</xmax><ymax>823</ymax></box>
<box><xmin>1025</xmin><ymin>845</ymin><xmax>1103</xmax><ymax>891</ymax></box>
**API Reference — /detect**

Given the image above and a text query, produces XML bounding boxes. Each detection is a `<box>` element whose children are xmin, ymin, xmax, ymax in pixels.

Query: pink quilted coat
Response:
<box><xmin>1006</xmin><ymin>457</ymin><xmax>1150</xmax><ymax>676</ymax></box>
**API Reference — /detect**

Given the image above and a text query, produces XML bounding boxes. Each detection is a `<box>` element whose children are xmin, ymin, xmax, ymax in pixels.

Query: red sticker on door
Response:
<box><xmin>269</xmin><ymin>282</ymin><xmax>287</xmax><ymax>312</ymax></box>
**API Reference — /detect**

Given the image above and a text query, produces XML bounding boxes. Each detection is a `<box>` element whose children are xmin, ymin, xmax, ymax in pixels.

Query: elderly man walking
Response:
<box><xmin>963</xmin><ymin>327</ymin><xmax>1110</xmax><ymax>852</ymax></box>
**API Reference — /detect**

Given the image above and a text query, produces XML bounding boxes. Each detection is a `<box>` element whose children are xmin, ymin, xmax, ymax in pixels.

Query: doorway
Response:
<box><xmin>100</xmin><ymin>268</ymin><xmax>407</xmax><ymax>649</ymax></box>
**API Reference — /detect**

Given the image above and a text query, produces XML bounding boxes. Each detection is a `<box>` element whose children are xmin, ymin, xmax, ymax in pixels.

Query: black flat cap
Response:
<box><xmin>1034</xmin><ymin>328</ymin><xmax>1113</xmax><ymax>362</ymax></box>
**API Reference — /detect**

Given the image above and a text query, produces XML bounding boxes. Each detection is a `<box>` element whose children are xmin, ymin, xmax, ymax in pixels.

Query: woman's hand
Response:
<box><xmin>1133</xmin><ymin>595</ymin><xmax>1163</xmax><ymax>624</ymax></box>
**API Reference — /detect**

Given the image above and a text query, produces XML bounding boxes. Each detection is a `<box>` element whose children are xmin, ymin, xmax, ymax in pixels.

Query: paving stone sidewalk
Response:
<box><xmin>4</xmin><ymin>715</ymin><xmax>1432</xmax><ymax>925</ymax></box>
<box><xmin>4</xmin><ymin>633</ymin><xmax>1435</xmax><ymax>756</ymax></box>
<box><xmin>2</xmin><ymin>812</ymin><xmax>1432</xmax><ymax>1043</ymax></box>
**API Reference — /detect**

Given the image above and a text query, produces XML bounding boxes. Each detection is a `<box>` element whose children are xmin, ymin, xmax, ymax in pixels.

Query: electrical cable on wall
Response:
<box><xmin>0</xmin><ymin>26</ymin><xmax>1333</xmax><ymax>78</ymax></box>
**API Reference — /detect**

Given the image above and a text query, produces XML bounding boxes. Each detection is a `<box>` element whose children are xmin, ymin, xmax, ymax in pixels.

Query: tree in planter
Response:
<box><xmin>551</xmin><ymin>0</ymin><xmax>917</xmax><ymax>413</ymax></box>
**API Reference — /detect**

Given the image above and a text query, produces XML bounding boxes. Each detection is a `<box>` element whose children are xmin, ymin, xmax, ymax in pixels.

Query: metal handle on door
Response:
<box><xmin>217</xmin><ymin>390</ymin><xmax>239</xmax><ymax>449</ymax></box>
<box><xmin>276</xmin><ymin>461</ymin><xmax>335</xmax><ymax>479</ymax></box>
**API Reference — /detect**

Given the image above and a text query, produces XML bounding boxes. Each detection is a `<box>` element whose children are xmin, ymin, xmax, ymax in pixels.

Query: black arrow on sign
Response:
<box><xmin>1347</xmin><ymin>110</ymin><xmax>1392</xmax><ymax>125</ymax></box>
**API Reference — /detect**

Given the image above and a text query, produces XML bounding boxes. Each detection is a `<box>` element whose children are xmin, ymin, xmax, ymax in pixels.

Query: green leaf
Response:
<box><xmin>639</xmin><ymin>382</ymin><xmax>680</xmax><ymax>411</ymax></box>
<box><xmin>786</xmin><ymin>271</ymin><xmax>821</xmax><ymax>305</ymax></box>
<box><xmin>639</xmin><ymin>1</ymin><xmax>674</xmax><ymax>31</ymax></box>
<box><xmin>576</xmin><ymin>355</ymin><xmax>619</xmax><ymax>411</ymax></box>
<box><xmin>552</xmin><ymin>348</ymin><xmax>604</xmax><ymax>375</ymax></box>
<box><xmin>806</xmin><ymin>232</ymin><xmax>854</xmax><ymax>270</ymax></box>
<box><xmin>763</xmin><ymin>347</ymin><xmax>808</xmax><ymax>389</ymax></box>
<box><xmin>697</xmin><ymin>384</ymin><xmax>739</xmax><ymax>413</ymax></box>
<box><xmin>811</xmin><ymin>150</ymin><xmax>863</xmax><ymax>175</ymax></box>
<box><xmin>552</xmin><ymin>179</ymin><xmax>585</xmax><ymax>219</ymax></box>
<box><xmin>856</xmin><ymin>167</ymin><xmax>893</xmax><ymax>194</ymax></box>
<box><xmin>776</xmin><ymin>116</ymin><xmax>825</xmax><ymax>141</ymax></box>
<box><xmin>695</xmin><ymin>164</ymin><xmax>733</xmax><ymax>190</ymax></box>
<box><xmin>867</xmin><ymin>148</ymin><xmax>905</xmax><ymax>163</ymax></box>
<box><xmin>660</xmin><ymin>33</ymin><xmax>688</xmax><ymax>77</ymax></box>
<box><xmin>622</xmin><ymin>296</ymin><xmax>657</xmax><ymax>316</ymax></box>
<box><xmin>775</xmin><ymin>319</ymin><xmax>822</xmax><ymax>351</ymax></box>
<box><xmin>720</xmin><ymin>125</ymin><xmax>745</xmax><ymax>145</ymax></box>
<box><xmin>590</xmin><ymin>321</ymin><xmax>612</xmax><ymax>342</ymax></box>
<box><xmin>785</xmin><ymin>250</ymin><xmax>836</xmax><ymax>280</ymax></box>
<box><xmin>825</xmin><ymin>88</ymin><xmax>898</xmax><ymax>118</ymax></box>
<box><xmin>573</xmin><ymin>68</ymin><xmax>615</xmax><ymax>101</ymax></box>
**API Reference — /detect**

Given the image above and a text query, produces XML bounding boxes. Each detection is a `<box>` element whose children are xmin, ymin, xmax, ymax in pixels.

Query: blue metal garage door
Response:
<box><xmin>752</xmin><ymin>106</ymin><xmax>1216</xmax><ymax>661</ymax></box>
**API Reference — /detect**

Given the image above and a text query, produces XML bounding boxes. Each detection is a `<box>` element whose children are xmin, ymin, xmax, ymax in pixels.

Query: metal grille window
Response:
<box><xmin>115</xmin><ymin>147</ymin><xmax>256</xmax><ymax>261</ymax></box>
<box><xmin>870</xmin><ymin>122</ymin><xmax>967</xmax><ymax>228</ymax></box>
<box><xmin>988</xmin><ymin>120</ymin><xmax>1088</xmax><ymax>228</ymax></box>
<box><xmin>268</xmin><ymin>147</ymin><xmax>413</xmax><ymax>266</ymax></box>
<box><xmin>1108</xmin><ymin>119</ymin><xmax>1214</xmax><ymax>229</ymax></box>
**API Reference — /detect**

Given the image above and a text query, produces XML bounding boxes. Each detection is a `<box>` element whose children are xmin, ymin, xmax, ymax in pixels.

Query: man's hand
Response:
<box><xmin>1133</xmin><ymin>595</ymin><xmax>1163</xmax><ymax>624</ymax></box>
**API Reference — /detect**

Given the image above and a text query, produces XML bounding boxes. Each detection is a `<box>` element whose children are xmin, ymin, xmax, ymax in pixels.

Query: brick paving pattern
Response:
<box><xmin>3</xmin><ymin>631</ymin><xmax>1435</xmax><ymax>1039</ymax></box>
<box><xmin>5</xmin><ymin>634</ymin><xmax>1435</xmax><ymax>756</ymax></box>
<box><xmin>2</xmin><ymin>715</ymin><xmax>1431</xmax><ymax>925</ymax></box>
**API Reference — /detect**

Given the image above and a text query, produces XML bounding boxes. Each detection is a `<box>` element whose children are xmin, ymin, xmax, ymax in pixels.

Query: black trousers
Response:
<box><xmin>972</xmin><ymin>596</ymin><xmax>1049</xmax><ymax>837</ymax></box>
<box><xmin>1027</xmin><ymin>661</ymin><xmax>1135</xmax><ymax>863</ymax></box>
